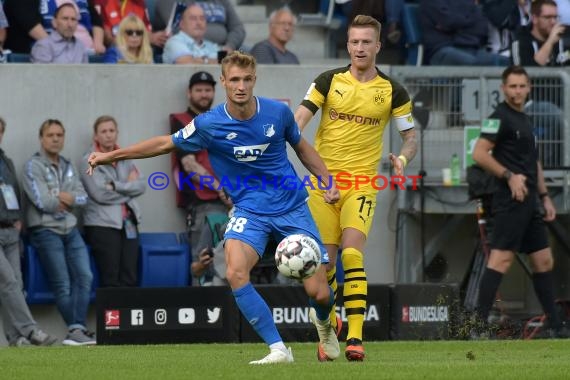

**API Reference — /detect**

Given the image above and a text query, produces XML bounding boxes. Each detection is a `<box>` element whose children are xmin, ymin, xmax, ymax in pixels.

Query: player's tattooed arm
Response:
<box><xmin>399</xmin><ymin>128</ymin><xmax>417</xmax><ymax>163</ymax></box>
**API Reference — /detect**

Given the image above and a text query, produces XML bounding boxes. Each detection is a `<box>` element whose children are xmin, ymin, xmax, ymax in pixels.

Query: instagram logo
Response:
<box><xmin>154</xmin><ymin>309</ymin><xmax>167</xmax><ymax>325</ymax></box>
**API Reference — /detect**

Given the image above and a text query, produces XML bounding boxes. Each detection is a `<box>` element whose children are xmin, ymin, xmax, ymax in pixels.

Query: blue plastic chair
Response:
<box><xmin>138</xmin><ymin>232</ymin><xmax>190</xmax><ymax>287</ymax></box>
<box><xmin>402</xmin><ymin>3</ymin><xmax>424</xmax><ymax>66</ymax></box>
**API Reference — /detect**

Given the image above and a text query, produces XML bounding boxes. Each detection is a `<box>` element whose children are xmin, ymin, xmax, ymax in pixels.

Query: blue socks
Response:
<box><xmin>233</xmin><ymin>283</ymin><xmax>281</xmax><ymax>345</ymax></box>
<box><xmin>309</xmin><ymin>286</ymin><xmax>334</xmax><ymax>321</ymax></box>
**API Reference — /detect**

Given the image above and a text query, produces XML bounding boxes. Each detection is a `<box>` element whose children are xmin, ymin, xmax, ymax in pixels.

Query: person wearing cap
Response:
<box><xmin>162</xmin><ymin>3</ymin><xmax>221</xmax><ymax>65</ymax></box>
<box><xmin>170</xmin><ymin>71</ymin><xmax>232</xmax><ymax>285</ymax></box>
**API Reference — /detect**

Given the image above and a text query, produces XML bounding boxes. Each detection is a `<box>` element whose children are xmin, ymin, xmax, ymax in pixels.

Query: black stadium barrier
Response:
<box><xmin>96</xmin><ymin>284</ymin><xmax>459</xmax><ymax>344</ymax></box>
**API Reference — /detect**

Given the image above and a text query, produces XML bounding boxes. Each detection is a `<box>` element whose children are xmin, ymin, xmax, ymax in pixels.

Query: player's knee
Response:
<box><xmin>226</xmin><ymin>267</ymin><xmax>249</xmax><ymax>287</ymax></box>
<box><xmin>533</xmin><ymin>256</ymin><xmax>554</xmax><ymax>272</ymax></box>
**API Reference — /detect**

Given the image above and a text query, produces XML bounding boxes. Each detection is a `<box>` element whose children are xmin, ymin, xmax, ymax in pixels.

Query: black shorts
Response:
<box><xmin>490</xmin><ymin>190</ymin><xmax>548</xmax><ymax>254</ymax></box>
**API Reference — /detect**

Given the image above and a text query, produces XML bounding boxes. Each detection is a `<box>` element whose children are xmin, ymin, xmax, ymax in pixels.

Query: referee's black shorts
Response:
<box><xmin>490</xmin><ymin>190</ymin><xmax>548</xmax><ymax>254</ymax></box>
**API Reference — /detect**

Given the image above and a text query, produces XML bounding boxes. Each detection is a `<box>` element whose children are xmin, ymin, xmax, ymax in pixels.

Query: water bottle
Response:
<box><xmin>450</xmin><ymin>153</ymin><xmax>461</xmax><ymax>186</ymax></box>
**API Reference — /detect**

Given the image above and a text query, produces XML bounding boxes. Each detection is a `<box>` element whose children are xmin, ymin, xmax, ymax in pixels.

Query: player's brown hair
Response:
<box><xmin>349</xmin><ymin>15</ymin><xmax>381</xmax><ymax>41</ymax></box>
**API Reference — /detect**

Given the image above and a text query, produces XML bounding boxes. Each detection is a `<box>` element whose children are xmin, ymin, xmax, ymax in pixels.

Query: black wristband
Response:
<box><xmin>502</xmin><ymin>169</ymin><xmax>512</xmax><ymax>181</ymax></box>
<box><xmin>539</xmin><ymin>192</ymin><xmax>549</xmax><ymax>199</ymax></box>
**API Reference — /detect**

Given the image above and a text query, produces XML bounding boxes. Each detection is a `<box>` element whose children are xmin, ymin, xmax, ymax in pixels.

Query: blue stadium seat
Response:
<box><xmin>88</xmin><ymin>54</ymin><xmax>105</xmax><ymax>63</ymax></box>
<box><xmin>146</xmin><ymin>0</ymin><xmax>157</xmax><ymax>26</ymax></box>
<box><xmin>138</xmin><ymin>232</ymin><xmax>190</xmax><ymax>287</ymax></box>
<box><xmin>23</xmin><ymin>243</ymin><xmax>99</xmax><ymax>304</ymax></box>
<box><xmin>402</xmin><ymin>3</ymin><xmax>423</xmax><ymax>66</ymax></box>
<box><xmin>6</xmin><ymin>53</ymin><xmax>31</xmax><ymax>63</ymax></box>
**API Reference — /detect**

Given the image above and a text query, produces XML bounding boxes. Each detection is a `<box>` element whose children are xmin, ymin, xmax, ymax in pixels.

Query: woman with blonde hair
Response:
<box><xmin>104</xmin><ymin>14</ymin><xmax>153</xmax><ymax>64</ymax></box>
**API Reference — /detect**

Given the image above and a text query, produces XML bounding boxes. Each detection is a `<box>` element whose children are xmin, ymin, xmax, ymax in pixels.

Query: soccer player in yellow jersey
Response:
<box><xmin>295</xmin><ymin>15</ymin><xmax>417</xmax><ymax>362</ymax></box>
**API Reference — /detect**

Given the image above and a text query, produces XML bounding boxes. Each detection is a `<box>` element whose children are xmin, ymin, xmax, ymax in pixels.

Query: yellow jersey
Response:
<box><xmin>301</xmin><ymin>66</ymin><xmax>413</xmax><ymax>178</ymax></box>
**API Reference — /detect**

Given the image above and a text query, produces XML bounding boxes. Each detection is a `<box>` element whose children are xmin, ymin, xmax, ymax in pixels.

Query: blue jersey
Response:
<box><xmin>171</xmin><ymin>97</ymin><xmax>309</xmax><ymax>216</ymax></box>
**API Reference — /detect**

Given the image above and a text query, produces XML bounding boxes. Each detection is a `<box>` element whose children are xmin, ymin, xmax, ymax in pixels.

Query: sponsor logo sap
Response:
<box><xmin>272</xmin><ymin>305</ymin><xmax>380</xmax><ymax>324</ymax></box>
<box><xmin>401</xmin><ymin>305</ymin><xmax>449</xmax><ymax>323</ymax></box>
<box><xmin>131</xmin><ymin>309</ymin><xmax>143</xmax><ymax>326</ymax></box>
<box><xmin>207</xmin><ymin>308</ymin><xmax>221</xmax><ymax>323</ymax></box>
<box><xmin>178</xmin><ymin>308</ymin><xmax>195</xmax><ymax>324</ymax></box>
<box><xmin>233</xmin><ymin>144</ymin><xmax>270</xmax><ymax>162</ymax></box>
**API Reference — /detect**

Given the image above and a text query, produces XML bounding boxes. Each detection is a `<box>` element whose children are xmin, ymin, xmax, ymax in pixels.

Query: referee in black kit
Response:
<box><xmin>472</xmin><ymin>65</ymin><xmax>567</xmax><ymax>338</ymax></box>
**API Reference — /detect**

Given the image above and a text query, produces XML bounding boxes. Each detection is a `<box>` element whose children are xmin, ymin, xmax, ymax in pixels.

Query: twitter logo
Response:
<box><xmin>207</xmin><ymin>308</ymin><xmax>221</xmax><ymax>323</ymax></box>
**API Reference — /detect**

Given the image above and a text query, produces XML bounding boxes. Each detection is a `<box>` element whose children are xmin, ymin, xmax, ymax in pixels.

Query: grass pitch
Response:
<box><xmin>2</xmin><ymin>340</ymin><xmax>569</xmax><ymax>380</ymax></box>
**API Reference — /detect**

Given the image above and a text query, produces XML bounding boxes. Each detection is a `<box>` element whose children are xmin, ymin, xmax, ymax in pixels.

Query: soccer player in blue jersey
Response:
<box><xmin>87</xmin><ymin>51</ymin><xmax>341</xmax><ymax>364</ymax></box>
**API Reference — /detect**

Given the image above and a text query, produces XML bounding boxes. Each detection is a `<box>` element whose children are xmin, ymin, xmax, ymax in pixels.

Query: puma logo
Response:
<box><xmin>335</xmin><ymin>89</ymin><xmax>345</xmax><ymax>98</ymax></box>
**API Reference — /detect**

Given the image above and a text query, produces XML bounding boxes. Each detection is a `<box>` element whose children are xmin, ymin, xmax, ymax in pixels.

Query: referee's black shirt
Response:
<box><xmin>479</xmin><ymin>102</ymin><xmax>538</xmax><ymax>190</ymax></box>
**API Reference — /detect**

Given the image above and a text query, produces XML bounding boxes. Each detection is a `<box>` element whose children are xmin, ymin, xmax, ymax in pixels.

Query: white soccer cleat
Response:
<box><xmin>309</xmin><ymin>308</ymin><xmax>340</xmax><ymax>360</ymax></box>
<box><xmin>249</xmin><ymin>347</ymin><xmax>294</xmax><ymax>365</ymax></box>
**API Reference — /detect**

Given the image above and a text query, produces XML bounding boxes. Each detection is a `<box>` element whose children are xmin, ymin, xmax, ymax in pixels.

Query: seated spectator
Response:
<box><xmin>154</xmin><ymin>0</ymin><xmax>245</xmax><ymax>52</ymax></box>
<box><xmin>103</xmin><ymin>14</ymin><xmax>153</xmax><ymax>63</ymax></box>
<box><xmin>80</xmin><ymin>116</ymin><xmax>145</xmax><ymax>288</ymax></box>
<box><xmin>3</xmin><ymin>0</ymin><xmax>104</xmax><ymax>55</ymax></box>
<box><xmin>250</xmin><ymin>7</ymin><xmax>300</xmax><ymax>64</ymax></box>
<box><xmin>419</xmin><ymin>0</ymin><xmax>510</xmax><ymax>66</ymax></box>
<box><xmin>483</xmin><ymin>0</ymin><xmax>530</xmax><ymax>59</ymax></box>
<box><xmin>0</xmin><ymin>117</ymin><xmax>57</xmax><ymax>347</ymax></box>
<box><xmin>31</xmin><ymin>3</ymin><xmax>88</xmax><ymax>63</ymax></box>
<box><xmin>162</xmin><ymin>3</ymin><xmax>220</xmax><ymax>64</ymax></box>
<box><xmin>40</xmin><ymin>0</ymin><xmax>106</xmax><ymax>55</ymax></box>
<box><xmin>93</xmin><ymin>0</ymin><xmax>168</xmax><ymax>51</ymax></box>
<box><xmin>512</xmin><ymin>0</ymin><xmax>569</xmax><ymax>66</ymax></box>
<box><xmin>22</xmin><ymin>119</ymin><xmax>95</xmax><ymax>346</ymax></box>
<box><xmin>0</xmin><ymin>2</ymin><xmax>7</xmax><ymax>52</ymax></box>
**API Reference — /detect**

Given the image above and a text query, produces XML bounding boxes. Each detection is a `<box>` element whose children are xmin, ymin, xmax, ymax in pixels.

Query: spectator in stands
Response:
<box><xmin>0</xmin><ymin>117</ymin><xmax>57</xmax><ymax>347</ymax></box>
<box><xmin>3</xmin><ymin>0</ymin><xmax>105</xmax><ymax>55</ymax></box>
<box><xmin>22</xmin><ymin>119</ymin><xmax>95</xmax><ymax>346</ymax></box>
<box><xmin>154</xmin><ymin>0</ymin><xmax>245</xmax><ymax>52</ymax></box>
<box><xmin>103</xmin><ymin>14</ymin><xmax>153</xmax><ymax>63</ymax></box>
<box><xmin>42</xmin><ymin>1</ymin><xmax>106</xmax><ymax>55</ymax></box>
<box><xmin>250</xmin><ymin>7</ymin><xmax>299</xmax><ymax>64</ymax></box>
<box><xmin>94</xmin><ymin>0</ymin><xmax>168</xmax><ymax>50</ymax></box>
<box><xmin>419</xmin><ymin>0</ymin><xmax>510</xmax><ymax>66</ymax></box>
<box><xmin>162</xmin><ymin>3</ymin><xmax>220</xmax><ymax>64</ymax></box>
<box><xmin>512</xmin><ymin>0</ymin><xmax>569</xmax><ymax>66</ymax></box>
<box><xmin>169</xmin><ymin>71</ymin><xmax>232</xmax><ymax>285</ymax></box>
<box><xmin>0</xmin><ymin>3</ymin><xmax>7</xmax><ymax>52</ymax></box>
<box><xmin>31</xmin><ymin>3</ymin><xmax>88</xmax><ymax>63</ymax></box>
<box><xmin>482</xmin><ymin>0</ymin><xmax>531</xmax><ymax>59</ymax></box>
<box><xmin>80</xmin><ymin>115</ymin><xmax>145</xmax><ymax>288</ymax></box>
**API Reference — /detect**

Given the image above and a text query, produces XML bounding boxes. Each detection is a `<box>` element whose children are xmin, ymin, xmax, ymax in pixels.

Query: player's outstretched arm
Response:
<box><xmin>294</xmin><ymin>104</ymin><xmax>314</xmax><ymax>132</ymax></box>
<box><xmin>292</xmin><ymin>138</ymin><xmax>339</xmax><ymax>203</ymax></box>
<box><xmin>87</xmin><ymin>135</ymin><xmax>176</xmax><ymax>174</ymax></box>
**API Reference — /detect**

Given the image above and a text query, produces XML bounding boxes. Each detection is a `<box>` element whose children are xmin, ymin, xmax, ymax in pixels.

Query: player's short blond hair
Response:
<box><xmin>349</xmin><ymin>15</ymin><xmax>381</xmax><ymax>41</ymax></box>
<box><xmin>221</xmin><ymin>51</ymin><xmax>256</xmax><ymax>77</ymax></box>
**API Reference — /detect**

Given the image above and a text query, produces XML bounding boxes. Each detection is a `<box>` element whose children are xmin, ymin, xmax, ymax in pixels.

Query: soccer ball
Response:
<box><xmin>275</xmin><ymin>234</ymin><xmax>321</xmax><ymax>280</ymax></box>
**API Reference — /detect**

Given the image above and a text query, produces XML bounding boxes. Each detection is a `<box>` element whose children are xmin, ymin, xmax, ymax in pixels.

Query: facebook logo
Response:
<box><xmin>131</xmin><ymin>309</ymin><xmax>144</xmax><ymax>326</ymax></box>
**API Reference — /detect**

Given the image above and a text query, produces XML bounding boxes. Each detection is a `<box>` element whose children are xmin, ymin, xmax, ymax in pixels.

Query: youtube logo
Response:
<box><xmin>178</xmin><ymin>308</ymin><xmax>195</xmax><ymax>324</ymax></box>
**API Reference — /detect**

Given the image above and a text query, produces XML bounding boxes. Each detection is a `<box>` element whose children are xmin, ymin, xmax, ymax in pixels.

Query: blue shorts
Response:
<box><xmin>224</xmin><ymin>203</ymin><xmax>329</xmax><ymax>264</ymax></box>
